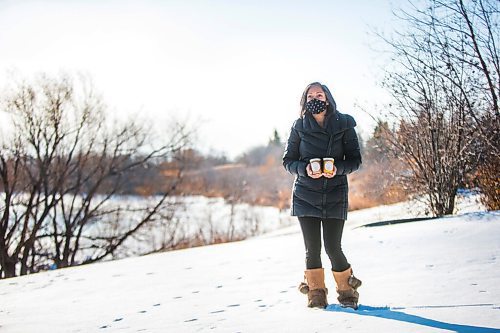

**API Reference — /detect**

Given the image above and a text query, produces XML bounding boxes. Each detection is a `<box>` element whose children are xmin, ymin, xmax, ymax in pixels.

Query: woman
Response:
<box><xmin>282</xmin><ymin>82</ymin><xmax>362</xmax><ymax>309</ymax></box>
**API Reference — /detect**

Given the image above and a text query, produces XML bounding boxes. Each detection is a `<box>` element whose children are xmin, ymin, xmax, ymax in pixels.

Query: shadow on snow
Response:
<box><xmin>326</xmin><ymin>304</ymin><xmax>500</xmax><ymax>333</ymax></box>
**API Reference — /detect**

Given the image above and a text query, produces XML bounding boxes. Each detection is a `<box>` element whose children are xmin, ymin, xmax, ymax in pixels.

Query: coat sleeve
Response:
<box><xmin>335</xmin><ymin>116</ymin><xmax>362</xmax><ymax>175</ymax></box>
<box><xmin>282</xmin><ymin>124</ymin><xmax>308</xmax><ymax>177</ymax></box>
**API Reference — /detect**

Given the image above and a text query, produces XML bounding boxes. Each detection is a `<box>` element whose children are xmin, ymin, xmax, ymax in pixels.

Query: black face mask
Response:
<box><xmin>305</xmin><ymin>99</ymin><xmax>327</xmax><ymax>114</ymax></box>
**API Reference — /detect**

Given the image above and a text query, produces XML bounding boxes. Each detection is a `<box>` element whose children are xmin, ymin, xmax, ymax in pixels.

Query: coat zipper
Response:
<box><xmin>322</xmin><ymin>134</ymin><xmax>334</xmax><ymax>218</ymax></box>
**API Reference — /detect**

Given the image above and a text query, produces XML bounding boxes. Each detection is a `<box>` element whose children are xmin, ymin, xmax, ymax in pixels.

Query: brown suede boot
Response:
<box><xmin>332</xmin><ymin>266</ymin><xmax>362</xmax><ymax>309</ymax></box>
<box><xmin>298</xmin><ymin>268</ymin><xmax>328</xmax><ymax>309</ymax></box>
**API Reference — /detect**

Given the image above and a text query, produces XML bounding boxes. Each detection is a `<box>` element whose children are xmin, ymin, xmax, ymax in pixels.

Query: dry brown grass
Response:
<box><xmin>166</xmin><ymin>160</ymin><xmax>407</xmax><ymax>212</ymax></box>
<box><xmin>348</xmin><ymin>161</ymin><xmax>408</xmax><ymax>210</ymax></box>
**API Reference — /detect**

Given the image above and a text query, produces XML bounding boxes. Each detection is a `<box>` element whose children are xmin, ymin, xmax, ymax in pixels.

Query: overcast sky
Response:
<box><xmin>0</xmin><ymin>0</ymin><xmax>401</xmax><ymax>159</ymax></box>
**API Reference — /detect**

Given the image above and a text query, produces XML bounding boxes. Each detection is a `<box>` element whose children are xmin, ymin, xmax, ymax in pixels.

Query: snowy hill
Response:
<box><xmin>1</xmin><ymin>202</ymin><xmax>500</xmax><ymax>332</ymax></box>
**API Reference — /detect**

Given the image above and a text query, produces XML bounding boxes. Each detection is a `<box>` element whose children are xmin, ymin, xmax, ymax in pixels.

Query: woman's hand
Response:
<box><xmin>322</xmin><ymin>165</ymin><xmax>337</xmax><ymax>178</ymax></box>
<box><xmin>306</xmin><ymin>163</ymin><xmax>323</xmax><ymax>179</ymax></box>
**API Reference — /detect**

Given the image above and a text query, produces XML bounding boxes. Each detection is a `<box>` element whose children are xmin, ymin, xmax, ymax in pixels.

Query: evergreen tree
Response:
<box><xmin>269</xmin><ymin>129</ymin><xmax>282</xmax><ymax>147</ymax></box>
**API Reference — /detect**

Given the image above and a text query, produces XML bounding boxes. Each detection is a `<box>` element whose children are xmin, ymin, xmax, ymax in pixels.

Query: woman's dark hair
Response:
<box><xmin>299</xmin><ymin>82</ymin><xmax>337</xmax><ymax>117</ymax></box>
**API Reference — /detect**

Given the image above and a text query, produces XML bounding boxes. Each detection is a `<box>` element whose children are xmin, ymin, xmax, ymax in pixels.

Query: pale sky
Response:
<box><xmin>0</xmin><ymin>0</ymin><xmax>400</xmax><ymax>159</ymax></box>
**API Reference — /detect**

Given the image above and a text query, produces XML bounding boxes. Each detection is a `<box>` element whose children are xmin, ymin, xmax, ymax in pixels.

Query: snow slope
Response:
<box><xmin>1</xmin><ymin>208</ymin><xmax>499</xmax><ymax>332</ymax></box>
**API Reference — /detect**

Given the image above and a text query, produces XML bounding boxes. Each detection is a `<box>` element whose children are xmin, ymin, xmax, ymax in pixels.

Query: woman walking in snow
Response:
<box><xmin>282</xmin><ymin>82</ymin><xmax>362</xmax><ymax>309</ymax></box>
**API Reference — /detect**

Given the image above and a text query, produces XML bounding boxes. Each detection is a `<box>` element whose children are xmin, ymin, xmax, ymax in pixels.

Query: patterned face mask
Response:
<box><xmin>305</xmin><ymin>99</ymin><xmax>327</xmax><ymax>114</ymax></box>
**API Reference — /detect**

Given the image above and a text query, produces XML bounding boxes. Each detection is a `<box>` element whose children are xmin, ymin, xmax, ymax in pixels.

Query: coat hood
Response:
<box><xmin>300</xmin><ymin>82</ymin><xmax>338</xmax><ymax>117</ymax></box>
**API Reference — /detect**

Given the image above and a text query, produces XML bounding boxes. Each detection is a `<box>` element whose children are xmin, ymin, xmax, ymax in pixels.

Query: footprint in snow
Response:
<box><xmin>210</xmin><ymin>310</ymin><xmax>225</xmax><ymax>314</ymax></box>
<box><xmin>153</xmin><ymin>303</ymin><xmax>161</xmax><ymax>307</ymax></box>
<box><xmin>227</xmin><ymin>304</ymin><xmax>240</xmax><ymax>308</ymax></box>
<box><xmin>184</xmin><ymin>318</ymin><xmax>198</xmax><ymax>322</ymax></box>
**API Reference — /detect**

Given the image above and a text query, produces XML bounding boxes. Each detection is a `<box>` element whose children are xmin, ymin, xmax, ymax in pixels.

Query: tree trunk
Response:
<box><xmin>445</xmin><ymin>191</ymin><xmax>457</xmax><ymax>215</ymax></box>
<box><xmin>1</xmin><ymin>257</ymin><xmax>17</xmax><ymax>278</ymax></box>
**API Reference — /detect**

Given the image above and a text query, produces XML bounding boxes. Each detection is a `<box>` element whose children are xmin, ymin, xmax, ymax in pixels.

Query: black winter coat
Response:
<box><xmin>282</xmin><ymin>111</ymin><xmax>362</xmax><ymax>220</ymax></box>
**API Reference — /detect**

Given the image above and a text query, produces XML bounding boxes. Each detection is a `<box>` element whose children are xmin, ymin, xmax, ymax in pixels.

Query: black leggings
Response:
<box><xmin>298</xmin><ymin>216</ymin><xmax>350</xmax><ymax>272</ymax></box>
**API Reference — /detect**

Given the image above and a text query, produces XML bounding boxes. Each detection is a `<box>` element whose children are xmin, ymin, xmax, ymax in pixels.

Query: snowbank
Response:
<box><xmin>1</xmin><ymin>205</ymin><xmax>499</xmax><ymax>332</ymax></box>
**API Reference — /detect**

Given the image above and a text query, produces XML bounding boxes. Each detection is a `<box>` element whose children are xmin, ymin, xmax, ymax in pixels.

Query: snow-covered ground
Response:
<box><xmin>346</xmin><ymin>189</ymin><xmax>486</xmax><ymax>229</ymax></box>
<box><xmin>1</xmin><ymin>197</ymin><xmax>499</xmax><ymax>332</ymax></box>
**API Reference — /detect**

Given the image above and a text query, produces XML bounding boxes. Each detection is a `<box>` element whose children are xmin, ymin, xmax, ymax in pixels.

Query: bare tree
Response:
<box><xmin>376</xmin><ymin>0</ymin><xmax>499</xmax><ymax>216</ymax></box>
<box><xmin>0</xmin><ymin>73</ymin><xmax>192</xmax><ymax>278</ymax></box>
